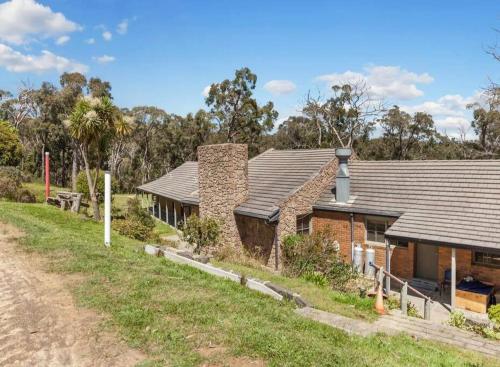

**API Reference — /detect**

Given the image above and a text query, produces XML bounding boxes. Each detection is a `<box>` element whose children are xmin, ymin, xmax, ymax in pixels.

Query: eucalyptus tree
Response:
<box><xmin>378</xmin><ymin>106</ymin><xmax>436</xmax><ymax>160</ymax></box>
<box><xmin>468</xmin><ymin>88</ymin><xmax>500</xmax><ymax>158</ymax></box>
<box><xmin>205</xmin><ymin>67</ymin><xmax>278</xmax><ymax>155</ymax></box>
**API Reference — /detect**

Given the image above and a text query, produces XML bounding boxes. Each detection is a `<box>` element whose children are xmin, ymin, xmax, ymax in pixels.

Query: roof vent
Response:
<box><xmin>335</xmin><ymin>148</ymin><xmax>352</xmax><ymax>203</ymax></box>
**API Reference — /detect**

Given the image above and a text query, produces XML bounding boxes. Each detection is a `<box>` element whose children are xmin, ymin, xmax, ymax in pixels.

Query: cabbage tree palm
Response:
<box><xmin>68</xmin><ymin>96</ymin><xmax>126</xmax><ymax>220</ymax></box>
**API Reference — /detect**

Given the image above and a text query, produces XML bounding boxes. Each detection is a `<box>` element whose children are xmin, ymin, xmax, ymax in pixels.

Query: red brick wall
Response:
<box><xmin>312</xmin><ymin>210</ymin><xmax>414</xmax><ymax>279</ymax></box>
<box><xmin>438</xmin><ymin>247</ymin><xmax>500</xmax><ymax>289</ymax></box>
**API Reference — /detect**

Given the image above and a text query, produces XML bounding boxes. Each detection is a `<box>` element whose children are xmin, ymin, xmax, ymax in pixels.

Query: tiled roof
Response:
<box><xmin>314</xmin><ymin>160</ymin><xmax>500</xmax><ymax>250</ymax></box>
<box><xmin>235</xmin><ymin>149</ymin><xmax>337</xmax><ymax>218</ymax></box>
<box><xmin>137</xmin><ymin>148</ymin><xmax>337</xmax><ymax>219</ymax></box>
<box><xmin>137</xmin><ymin>162</ymin><xmax>199</xmax><ymax>204</ymax></box>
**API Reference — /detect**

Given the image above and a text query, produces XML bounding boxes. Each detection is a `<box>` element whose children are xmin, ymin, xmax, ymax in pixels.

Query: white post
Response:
<box><xmin>174</xmin><ymin>203</ymin><xmax>177</xmax><ymax>228</ymax></box>
<box><xmin>451</xmin><ymin>247</ymin><xmax>456</xmax><ymax>310</ymax></box>
<box><xmin>158</xmin><ymin>201</ymin><xmax>162</xmax><ymax>221</ymax></box>
<box><xmin>385</xmin><ymin>239</ymin><xmax>391</xmax><ymax>293</ymax></box>
<box><xmin>166</xmin><ymin>200</ymin><xmax>169</xmax><ymax>225</ymax></box>
<box><xmin>104</xmin><ymin>171</ymin><xmax>111</xmax><ymax>247</ymax></box>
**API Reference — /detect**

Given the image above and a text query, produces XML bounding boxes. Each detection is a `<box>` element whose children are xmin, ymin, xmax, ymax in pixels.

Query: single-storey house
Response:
<box><xmin>137</xmin><ymin>143</ymin><xmax>500</xmax><ymax>311</ymax></box>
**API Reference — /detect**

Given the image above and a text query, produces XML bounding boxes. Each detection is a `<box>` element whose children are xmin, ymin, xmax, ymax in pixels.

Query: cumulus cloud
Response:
<box><xmin>400</xmin><ymin>92</ymin><xmax>482</xmax><ymax>137</ymax></box>
<box><xmin>0</xmin><ymin>43</ymin><xmax>88</xmax><ymax>73</ymax></box>
<box><xmin>85</xmin><ymin>37</ymin><xmax>95</xmax><ymax>44</ymax></box>
<box><xmin>202</xmin><ymin>85</ymin><xmax>211</xmax><ymax>97</ymax></box>
<box><xmin>0</xmin><ymin>0</ymin><xmax>81</xmax><ymax>44</ymax></box>
<box><xmin>55</xmin><ymin>35</ymin><xmax>70</xmax><ymax>45</ymax></box>
<box><xmin>93</xmin><ymin>55</ymin><xmax>115</xmax><ymax>64</ymax></box>
<box><xmin>102</xmin><ymin>31</ymin><xmax>112</xmax><ymax>41</ymax></box>
<box><xmin>263</xmin><ymin>80</ymin><xmax>297</xmax><ymax>95</ymax></box>
<box><xmin>316</xmin><ymin>65</ymin><xmax>433</xmax><ymax>100</ymax></box>
<box><xmin>117</xmin><ymin>19</ymin><xmax>128</xmax><ymax>35</ymax></box>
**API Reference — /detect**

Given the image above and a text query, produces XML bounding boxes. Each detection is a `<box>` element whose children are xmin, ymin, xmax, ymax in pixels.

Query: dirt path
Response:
<box><xmin>0</xmin><ymin>224</ymin><xmax>145</xmax><ymax>367</ymax></box>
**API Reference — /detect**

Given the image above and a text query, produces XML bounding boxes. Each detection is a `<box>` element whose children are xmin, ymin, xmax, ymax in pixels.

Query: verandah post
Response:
<box><xmin>385</xmin><ymin>239</ymin><xmax>391</xmax><ymax>293</ymax></box>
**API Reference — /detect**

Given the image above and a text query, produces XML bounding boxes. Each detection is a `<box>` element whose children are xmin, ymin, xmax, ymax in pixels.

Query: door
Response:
<box><xmin>415</xmin><ymin>243</ymin><xmax>439</xmax><ymax>280</ymax></box>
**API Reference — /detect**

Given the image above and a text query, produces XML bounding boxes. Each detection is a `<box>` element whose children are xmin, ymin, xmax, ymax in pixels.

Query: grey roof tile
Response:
<box><xmin>314</xmin><ymin>160</ymin><xmax>500</xmax><ymax>250</ymax></box>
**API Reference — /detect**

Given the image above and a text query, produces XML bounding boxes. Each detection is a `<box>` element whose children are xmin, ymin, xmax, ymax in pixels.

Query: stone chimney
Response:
<box><xmin>198</xmin><ymin>143</ymin><xmax>248</xmax><ymax>247</ymax></box>
<box><xmin>335</xmin><ymin>148</ymin><xmax>352</xmax><ymax>203</ymax></box>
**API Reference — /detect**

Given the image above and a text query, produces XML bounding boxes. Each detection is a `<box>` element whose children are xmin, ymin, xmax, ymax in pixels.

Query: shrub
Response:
<box><xmin>282</xmin><ymin>228</ymin><xmax>357</xmax><ymax>291</ymax></box>
<box><xmin>488</xmin><ymin>304</ymin><xmax>500</xmax><ymax>325</ymax></box>
<box><xmin>113</xmin><ymin>218</ymin><xmax>158</xmax><ymax>242</ymax></box>
<box><xmin>76</xmin><ymin>169</ymin><xmax>117</xmax><ymax>203</ymax></box>
<box><xmin>112</xmin><ymin>197</ymin><xmax>157</xmax><ymax>241</ymax></box>
<box><xmin>0</xmin><ymin>121</ymin><xmax>22</xmax><ymax>166</ymax></box>
<box><xmin>16</xmin><ymin>188</ymin><xmax>36</xmax><ymax>203</ymax></box>
<box><xmin>0</xmin><ymin>166</ymin><xmax>21</xmax><ymax>200</ymax></box>
<box><xmin>180</xmin><ymin>215</ymin><xmax>220</xmax><ymax>254</ymax></box>
<box><xmin>448</xmin><ymin>310</ymin><xmax>466</xmax><ymax>328</ymax></box>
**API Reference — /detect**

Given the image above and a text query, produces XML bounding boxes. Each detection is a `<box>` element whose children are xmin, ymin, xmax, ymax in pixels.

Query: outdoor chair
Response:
<box><xmin>439</xmin><ymin>269</ymin><xmax>451</xmax><ymax>296</ymax></box>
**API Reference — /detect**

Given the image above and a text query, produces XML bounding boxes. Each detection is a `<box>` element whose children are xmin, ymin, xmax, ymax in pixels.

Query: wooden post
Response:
<box><xmin>45</xmin><ymin>152</ymin><xmax>50</xmax><ymax>201</ymax></box>
<box><xmin>173</xmin><ymin>203</ymin><xmax>177</xmax><ymax>228</ymax></box>
<box><xmin>166</xmin><ymin>200</ymin><xmax>169</xmax><ymax>225</ymax></box>
<box><xmin>401</xmin><ymin>281</ymin><xmax>408</xmax><ymax>316</ymax></box>
<box><xmin>183</xmin><ymin>207</ymin><xmax>187</xmax><ymax>224</ymax></box>
<box><xmin>451</xmin><ymin>247</ymin><xmax>456</xmax><ymax>310</ymax></box>
<box><xmin>385</xmin><ymin>239</ymin><xmax>391</xmax><ymax>293</ymax></box>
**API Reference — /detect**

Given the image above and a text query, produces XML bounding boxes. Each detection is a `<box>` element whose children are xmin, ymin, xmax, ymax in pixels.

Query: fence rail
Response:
<box><xmin>369</xmin><ymin>262</ymin><xmax>432</xmax><ymax>320</ymax></box>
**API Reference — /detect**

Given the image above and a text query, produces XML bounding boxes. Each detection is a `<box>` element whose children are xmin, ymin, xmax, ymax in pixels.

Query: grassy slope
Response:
<box><xmin>0</xmin><ymin>202</ymin><xmax>497</xmax><ymax>367</ymax></box>
<box><xmin>213</xmin><ymin>260</ymin><xmax>378</xmax><ymax>321</ymax></box>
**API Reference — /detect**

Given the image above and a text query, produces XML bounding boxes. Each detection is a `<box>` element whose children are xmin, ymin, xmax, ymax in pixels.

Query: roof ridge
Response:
<box><xmin>355</xmin><ymin>159</ymin><xmax>500</xmax><ymax>163</ymax></box>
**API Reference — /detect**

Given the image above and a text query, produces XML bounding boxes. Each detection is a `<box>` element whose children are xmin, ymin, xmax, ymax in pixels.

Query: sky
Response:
<box><xmin>0</xmin><ymin>0</ymin><xmax>498</xmax><ymax>137</ymax></box>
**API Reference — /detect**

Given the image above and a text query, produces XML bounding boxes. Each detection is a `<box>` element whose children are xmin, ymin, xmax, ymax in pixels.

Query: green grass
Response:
<box><xmin>0</xmin><ymin>201</ymin><xmax>497</xmax><ymax>367</ymax></box>
<box><xmin>212</xmin><ymin>260</ymin><xmax>377</xmax><ymax>321</ymax></box>
<box><xmin>24</xmin><ymin>181</ymin><xmax>69</xmax><ymax>202</ymax></box>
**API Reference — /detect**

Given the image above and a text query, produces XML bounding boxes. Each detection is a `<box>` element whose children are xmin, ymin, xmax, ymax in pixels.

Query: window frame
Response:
<box><xmin>472</xmin><ymin>251</ymin><xmax>500</xmax><ymax>269</ymax></box>
<box><xmin>365</xmin><ymin>216</ymin><xmax>389</xmax><ymax>245</ymax></box>
<box><xmin>296</xmin><ymin>213</ymin><xmax>312</xmax><ymax>236</ymax></box>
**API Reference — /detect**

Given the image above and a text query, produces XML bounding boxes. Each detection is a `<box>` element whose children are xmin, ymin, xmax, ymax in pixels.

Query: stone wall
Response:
<box><xmin>198</xmin><ymin>143</ymin><xmax>248</xmax><ymax>248</ymax></box>
<box><xmin>269</xmin><ymin>157</ymin><xmax>338</xmax><ymax>269</ymax></box>
<box><xmin>235</xmin><ymin>214</ymin><xmax>276</xmax><ymax>262</ymax></box>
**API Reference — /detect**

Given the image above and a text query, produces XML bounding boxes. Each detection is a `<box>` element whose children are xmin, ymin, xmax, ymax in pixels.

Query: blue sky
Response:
<box><xmin>0</xmin><ymin>0</ymin><xmax>498</xmax><ymax>136</ymax></box>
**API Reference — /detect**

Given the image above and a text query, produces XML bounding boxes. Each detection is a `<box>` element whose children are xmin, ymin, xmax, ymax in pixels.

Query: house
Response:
<box><xmin>313</xmin><ymin>151</ymin><xmax>500</xmax><ymax>311</ymax></box>
<box><xmin>138</xmin><ymin>143</ymin><xmax>500</xmax><ymax>311</ymax></box>
<box><xmin>137</xmin><ymin>143</ymin><xmax>338</xmax><ymax>269</ymax></box>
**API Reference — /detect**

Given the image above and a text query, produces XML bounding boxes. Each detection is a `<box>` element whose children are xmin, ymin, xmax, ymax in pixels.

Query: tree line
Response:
<box><xmin>1</xmin><ymin>66</ymin><xmax>499</xmax><ymax>218</ymax></box>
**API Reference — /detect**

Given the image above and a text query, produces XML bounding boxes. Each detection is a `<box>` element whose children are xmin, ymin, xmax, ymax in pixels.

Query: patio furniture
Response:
<box><xmin>439</xmin><ymin>269</ymin><xmax>451</xmax><ymax>296</ymax></box>
<box><xmin>455</xmin><ymin>279</ymin><xmax>495</xmax><ymax>314</ymax></box>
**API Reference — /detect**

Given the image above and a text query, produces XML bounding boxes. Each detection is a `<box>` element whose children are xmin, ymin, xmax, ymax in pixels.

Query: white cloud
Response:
<box><xmin>55</xmin><ymin>35</ymin><xmax>70</xmax><ymax>45</ymax></box>
<box><xmin>316</xmin><ymin>65</ymin><xmax>434</xmax><ymax>100</ymax></box>
<box><xmin>85</xmin><ymin>37</ymin><xmax>95</xmax><ymax>45</ymax></box>
<box><xmin>263</xmin><ymin>80</ymin><xmax>297</xmax><ymax>95</ymax></box>
<box><xmin>0</xmin><ymin>0</ymin><xmax>81</xmax><ymax>45</ymax></box>
<box><xmin>0</xmin><ymin>43</ymin><xmax>88</xmax><ymax>73</ymax></box>
<box><xmin>93</xmin><ymin>54</ymin><xmax>115</xmax><ymax>64</ymax></box>
<box><xmin>400</xmin><ymin>92</ymin><xmax>482</xmax><ymax>137</ymax></box>
<box><xmin>202</xmin><ymin>85</ymin><xmax>211</xmax><ymax>97</ymax></box>
<box><xmin>117</xmin><ymin>19</ymin><xmax>128</xmax><ymax>35</ymax></box>
<box><xmin>102</xmin><ymin>31</ymin><xmax>112</xmax><ymax>41</ymax></box>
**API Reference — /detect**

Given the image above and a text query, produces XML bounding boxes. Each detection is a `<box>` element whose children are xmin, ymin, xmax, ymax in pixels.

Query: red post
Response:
<box><xmin>45</xmin><ymin>152</ymin><xmax>50</xmax><ymax>201</ymax></box>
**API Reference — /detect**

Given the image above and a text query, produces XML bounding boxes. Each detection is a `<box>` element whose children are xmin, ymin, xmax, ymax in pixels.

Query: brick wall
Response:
<box><xmin>438</xmin><ymin>247</ymin><xmax>500</xmax><ymax>289</ymax></box>
<box><xmin>269</xmin><ymin>157</ymin><xmax>338</xmax><ymax>269</ymax></box>
<box><xmin>312</xmin><ymin>210</ymin><xmax>414</xmax><ymax>279</ymax></box>
<box><xmin>198</xmin><ymin>143</ymin><xmax>248</xmax><ymax>247</ymax></box>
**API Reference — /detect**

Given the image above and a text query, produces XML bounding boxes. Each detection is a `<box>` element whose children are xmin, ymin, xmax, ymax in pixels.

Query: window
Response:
<box><xmin>296</xmin><ymin>213</ymin><xmax>312</xmax><ymax>235</ymax></box>
<box><xmin>366</xmin><ymin>219</ymin><xmax>387</xmax><ymax>243</ymax></box>
<box><xmin>473</xmin><ymin>251</ymin><xmax>500</xmax><ymax>268</ymax></box>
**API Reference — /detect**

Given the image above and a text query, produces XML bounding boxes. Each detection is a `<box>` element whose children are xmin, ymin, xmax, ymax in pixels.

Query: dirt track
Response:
<box><xmin>0</xmin><ymin>224</ymin><xmax>144</xmax><ymax>367</ymax></box>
